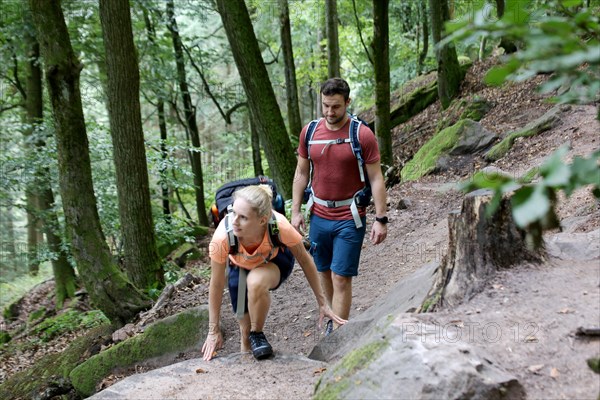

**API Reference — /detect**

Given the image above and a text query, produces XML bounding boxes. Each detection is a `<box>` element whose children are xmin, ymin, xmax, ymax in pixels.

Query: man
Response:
<box><xmin>291</xmin><ymin>77</ymin><xmax>388</xmax><ymax>334</ymax></box>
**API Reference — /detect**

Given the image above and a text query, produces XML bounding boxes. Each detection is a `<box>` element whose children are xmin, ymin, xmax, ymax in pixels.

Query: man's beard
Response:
<box><xmin>326</xmin><ymin>114</ymin><xmax>345</xmax><ymax>125</ymax></box>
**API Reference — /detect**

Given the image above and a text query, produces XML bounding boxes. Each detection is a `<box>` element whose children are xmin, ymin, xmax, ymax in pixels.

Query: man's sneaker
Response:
<box><xmin>249</xmin><ymin>331</ymin><xmax>273</xmax><ymax>360</ymax></box>
<box><xmin>324</xmin><ymin>319</ymin><xmax>334</xmax><ymax>336</ymax></box>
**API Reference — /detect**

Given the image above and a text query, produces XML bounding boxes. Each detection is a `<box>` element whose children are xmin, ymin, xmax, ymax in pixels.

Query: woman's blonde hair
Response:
<box><xmin>232</xmin><ymin>184</ymin><xmax>273</xmax><ymax>218</ymax></box>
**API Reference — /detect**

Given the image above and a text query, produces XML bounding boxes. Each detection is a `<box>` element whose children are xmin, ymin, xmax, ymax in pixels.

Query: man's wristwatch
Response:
<box><xmin>375</xmin><ymin>216</ymin><xmax>389</xmax><ymax>225</ymax></box>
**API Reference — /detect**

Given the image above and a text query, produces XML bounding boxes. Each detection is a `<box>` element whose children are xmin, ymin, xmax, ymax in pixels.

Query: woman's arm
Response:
<box><xmin>289</xmin><ymin>242</ymin><xmax>347</xmax><ymax>327</ymax></box>
<box><xmin>201</xmin><ymin>259</ymin><xmax>226</xmax><ymax>361</ymax></box>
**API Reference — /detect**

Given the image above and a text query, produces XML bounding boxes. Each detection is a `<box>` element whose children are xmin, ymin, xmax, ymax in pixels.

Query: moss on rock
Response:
<box><xmin>314</xmin><ymin>340</ymin><xmax>387</xmax><ymax>400</ymax></box>
<box><xmin>32</xmin><ymin>309</ymin><xmax>109</xmax><ymax>342</ymax></box>
<box><xmin>401</xmin><ymin>119</ymin><xmax>472</xmax><ymax>182</ymax></box>
<box><xmin>485</xmin><ymin>106</ymin><xmax>561</xmax><ymax>161</ymax></box>
<box><xmin>0</xmin><ymin>324</ymin><xmax>113</xmax><ymax>400</ymax></box>
<box><xmin>171</xmin><ymin>242</ymin><xmax>203</xmax><ymax>267</ymax></box>
<box><xmin>69</xmin><ymin>306</ymin><xmax>209</xmax><ymax>398</ymax></box>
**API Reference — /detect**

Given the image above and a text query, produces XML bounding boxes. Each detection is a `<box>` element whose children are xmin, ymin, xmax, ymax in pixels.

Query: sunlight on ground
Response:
<box><xmin>0</xmin><ymin>263</ymin><xmax>53</xmax><ymax>310</ymax></box>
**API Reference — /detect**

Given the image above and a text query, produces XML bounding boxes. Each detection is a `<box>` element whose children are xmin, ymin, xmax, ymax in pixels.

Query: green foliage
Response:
<box><xmin>28</xmin><ymin>307</ymin><xmax>46</xmax><ymax>323</ymax></box>
<box><xmin>0</xmin><ymin>330</ymin><xmax>11</xmax><ymax>344</ymax></box>
<box><xmin>462</xmin><ymin>146</ymin><xmax>600</xmax><ymax>248</ymax></box>
<box><xmin>588</xmin><ymin>357</ymin><xmax>600</xmax><ymax>374</ymax></box>
<box><xmin>31</xmin><ymin>309</ymin><xmax>109</xmax><ymax>343</ymax></box>
<box><xmin>447</xmin><ymin>0</ymin><xmax>600</xmax><ymax>114</ymax></box>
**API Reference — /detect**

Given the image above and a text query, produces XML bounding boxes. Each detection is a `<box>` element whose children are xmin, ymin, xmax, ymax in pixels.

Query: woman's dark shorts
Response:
<box><xmin>228</xmin><ymin>247</ymin><xmax>295</xmax><ymax>314</ymax></box>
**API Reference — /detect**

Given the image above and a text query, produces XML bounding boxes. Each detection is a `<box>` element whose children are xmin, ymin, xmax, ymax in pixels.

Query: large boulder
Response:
<box><xmin>309</xmin><ymin>262</ymin><xmax>438</xmax><ymax>362</ymax></box>
<box><xmin>401</xmin><ymin>119</ymin><xmax>496</xmax><ymax>182</ymax></box>
<box><xmin>314</xmin><ymin>314</ymin><xmax>525</xmax><ymax>400</ymax></box>
<box><xmin>70</xmin><ymin>306</ymin><xmax>209</xmax><ymax>398</ymax></box>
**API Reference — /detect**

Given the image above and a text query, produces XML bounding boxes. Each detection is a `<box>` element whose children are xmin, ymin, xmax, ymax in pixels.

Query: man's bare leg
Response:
<box><xmin>331</xmin><ymin>272</ymin><xmax>352</xmax><ymax>326</ymax></box>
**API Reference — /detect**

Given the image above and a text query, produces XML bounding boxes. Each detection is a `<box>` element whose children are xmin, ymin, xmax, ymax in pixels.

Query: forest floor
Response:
<box><xmin>1</xmin><ymin>58</ymin><xmax>599</xmax><ymax>399</ymax></box>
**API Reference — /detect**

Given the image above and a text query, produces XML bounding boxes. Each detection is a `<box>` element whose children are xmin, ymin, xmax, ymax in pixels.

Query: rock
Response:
<box><xmin>314</xmin><ymin>315</ymin><xmax>525</xmax><ymax>400</ymax></box>
<box><xmin>171</xmin><ymin>242</ymin><xmax>203</xmax><ymax>267</ymax></box>
<box><xmin>111</xmin><ymin>323</ymin><xmax>136</xmax><ymax>343</ymax></box>
<box><xmin>449</xmin><ymin>120</ymin><xmax>497</xmax><ymax>155</ymax></box>
<box><xmin>70</xmin><ymin>306</ymin><xmax>209</xmax><ymax>398</ymax></box>
<box><xmin>485</xmin><ymin>105</ymin><xmax>562</xmax><ymax>161</ymax></box>
<box><xmin>310</xmin><ymin>262</ymin><xmax>438</xmax><ymax>362</ymax></box>
<box><xmin>436</xmin><ymin>155</ymin><xmax>452</xmax><ymax>172</ymax></box>
<box><xmin>396</xmin><ymin>198</ymin><xmax>413</xmax><ymax>210</ymax></box>
<box><xmin>546</xmin><ymin>229</ymin><xmax>600</xmax><ymax>261</ymax></box>
<box><xmin>402</xmin><ymin>119</ymin><xmax>495</xmax><ymax>182</ymax></box>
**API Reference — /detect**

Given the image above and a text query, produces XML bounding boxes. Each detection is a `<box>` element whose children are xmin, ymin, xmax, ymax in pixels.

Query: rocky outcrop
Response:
<box><xmin>70</xmin><ymin>306</ymin><xmax>209</xmax><ymax>398</ymax></box>
<box><xmin>401</xmin><ymin>119</ymin><xmax>497</xmax><ymax>181</ymax></box>
<box><xmin>314</xmin><ymin>314</ymin><xmax>525</xmax><ymax>400</ymax></box>
<box><xmin>484</xmin><ymin>105</ymin><xmax>564</xmax><ymax>161</ymax></box>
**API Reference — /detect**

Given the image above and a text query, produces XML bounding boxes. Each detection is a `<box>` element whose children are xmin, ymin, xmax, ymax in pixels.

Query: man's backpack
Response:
<box><xmin>303</xmin><ymin>114</ymin><xmax>372</xmax><ymax>228</ymax></box>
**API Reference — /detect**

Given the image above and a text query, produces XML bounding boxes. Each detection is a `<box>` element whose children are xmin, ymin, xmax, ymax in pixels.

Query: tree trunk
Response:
<box><xmin>216</xmin><ymin>0</ymin><xmax>296</xmax><ymax>199</ymax></box>
<box><xmin>26</xmin><ymin>24</ymin><xmax>77</xmax><ymax>307</ymax></box>
<box><xmin>325</xmin><ymin>0</ymin><xmax>341</xmax><ymax>78</ymax></box>
<box><xmin>38</xmin><ymin>185</ymin><xmax>77</xmax><ymax>308</ymax></box>
<box><xmin>429</xmin><ymin>0</ymin><xmax>462</xmax><ymax>109</ymax></box>
<box><xmin>278</xmin><ymin>0</ymin><xmax>302</xmax><ymax>138</ymax></box>
<box><xmin>166</xmin><ymin>0</ymin><xmax>209</xmax><ymax>226</ymax></box>
<box><xmin>420</xmin><ymin>191</ymin><xmax>541</xmax><ymax>311</ymax></box>
<box><xmin>417</xmin><ymin>0</ymin><xmax>429</xmax><ymax>75</ymax></box>
<box><xmin>372</xmin><ymin>0</ymin><xmax>392</xmax><ymax>167</ymax></box>
<box><xmin>249</xmin><ymin>114</ymin><xmax>264</xmax><ymax>177</ymax></box>
<box><xmin>24</xmin><ymin>18</ymin><xmax>43</xmax><ymax>276</ymax></box>
<box><xmin>158</xmin><ymin>100</ymin><xmax>171</xmax><ymax>221</ymax></box>
<box><xmin>99</xmin><ymin>0</ymin><xmax>163</xmax><ymax>290</ymax></box>
<box><xmin>142</xmin><ymin>8</ymin><xmax>171</xmax><ymax>222</ymax></box>
<box><xmin>24</xmin><ymin>187</ymin><xmax>39</xmax><ymax>275</ymax></box>
<box><xmin>2</xmin><ymin>205</ymin><xmax>17</xmax><ymax>274</ymax></box>
<box><xmin>495</xmin><ymin>0</ymin><xmax>517</xmax><ymax>54</ymax></box>
<box><xmin>28</xmin><ymin>0</ymin><xmax>150</xmax><ymax>324</ymax></box>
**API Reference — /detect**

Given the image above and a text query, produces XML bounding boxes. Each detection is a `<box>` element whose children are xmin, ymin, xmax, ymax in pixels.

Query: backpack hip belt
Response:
<box><xmin>306</xmin><ymin>191</ymin><xmax>364</xmax><ymax>229</ymax></box>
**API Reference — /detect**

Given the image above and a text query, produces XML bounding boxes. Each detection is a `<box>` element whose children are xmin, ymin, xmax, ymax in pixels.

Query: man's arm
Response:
<box><xmin>291</xmin><ymin>156</ymin><xmax>310</xmax><ymax>232</ymax></box>
<box><xmin>365</xmin><ymin>161</ymin><xmax>388</xmax><ymax>245</ymax></box>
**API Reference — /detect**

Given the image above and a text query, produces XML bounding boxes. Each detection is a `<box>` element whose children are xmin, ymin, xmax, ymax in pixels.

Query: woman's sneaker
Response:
<box><xmin>249</xmin><ymin>331</ymin><xmax>273</xmax><ymax>360</ymax></box>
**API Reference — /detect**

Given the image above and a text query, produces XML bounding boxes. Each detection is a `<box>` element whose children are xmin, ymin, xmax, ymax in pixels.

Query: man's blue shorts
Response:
<box><xmin>228</xmin><ymin>247</ymin><xmax>294</xmax><ymax>314</ymax></box>
<box><xmin>308</xmin><ymin>214</ymin><xmax>367</xmax><ymax>277</ymax></box>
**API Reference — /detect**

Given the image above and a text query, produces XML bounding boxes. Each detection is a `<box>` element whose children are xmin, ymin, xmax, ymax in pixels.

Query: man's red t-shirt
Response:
<box><xmin>297</xmin><ymin>118</ymin><xmax>380</xmax><ymax>220</ymax></box>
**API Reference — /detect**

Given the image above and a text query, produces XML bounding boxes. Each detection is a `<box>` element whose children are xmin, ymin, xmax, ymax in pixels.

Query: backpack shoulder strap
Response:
<box><xmin>348</xmin><ymin>115</ymin><xmax>367</xmax><ymax>183</ymax></box>
<box><xmin>305</xmin><ymin>118</ymin><xmax>322</xmax><ymax>160</ymax></box>
<box><xmin>224</xmin><ymin>205</ymin><xmax>238</xmax><ymax>255</ymax></box>
<box><xmin>267</xmin><ymin>212</ymin><xmax>284</xmax><ymax>249</ymax></box>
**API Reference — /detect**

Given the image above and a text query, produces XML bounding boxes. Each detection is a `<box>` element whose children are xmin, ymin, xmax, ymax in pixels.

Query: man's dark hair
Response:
<box><xmin>320</xmin><ymin>78</ymin><xmax>350</xmax><ymax>101</ymax></box>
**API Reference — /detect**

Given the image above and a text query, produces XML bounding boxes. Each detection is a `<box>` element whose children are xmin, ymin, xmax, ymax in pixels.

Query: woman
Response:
<box><xmin>202</xmin><ymin>185</ymin><xmax>346</xmax><ymax>361</ymax></box>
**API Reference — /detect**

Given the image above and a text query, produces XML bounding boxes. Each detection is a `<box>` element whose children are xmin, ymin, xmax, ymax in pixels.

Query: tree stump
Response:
<box><xmin>420</xmin><ymin>190</ymin><xmax>542</xmax><ymax>311</ymax></box>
